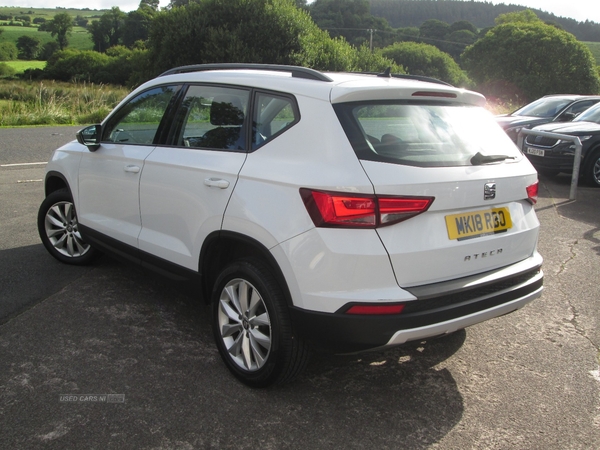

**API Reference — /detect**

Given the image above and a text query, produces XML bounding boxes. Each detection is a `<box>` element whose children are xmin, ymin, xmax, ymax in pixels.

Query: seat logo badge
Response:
<box><xmin>484</xmin><ymin>183</ymin><xmax>496</xmax><ymax>200</ymax></box>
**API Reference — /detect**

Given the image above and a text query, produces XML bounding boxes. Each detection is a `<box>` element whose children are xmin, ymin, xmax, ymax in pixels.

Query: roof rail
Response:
<box><xmin>362</xmin><ymin>69</ymin><xmax>453</xmax><ymax>87</ymax></box>
<box><xmin>159</xmin><ymin>63</ymin><xmax>333</xmax><ymax>82</ymax></box>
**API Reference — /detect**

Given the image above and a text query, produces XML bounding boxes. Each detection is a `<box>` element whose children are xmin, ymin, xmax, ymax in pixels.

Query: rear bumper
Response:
<box><xmin>289</xmin><ymin>257</ymin><xmax>543</xmax><ymax>353</ymax></box>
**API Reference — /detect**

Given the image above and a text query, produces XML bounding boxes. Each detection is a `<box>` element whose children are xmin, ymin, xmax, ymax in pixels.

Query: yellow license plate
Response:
<box><xmin>445</xmin><ymin>207</ymin><xmax>512</xmax><ymax>240</ymax></box>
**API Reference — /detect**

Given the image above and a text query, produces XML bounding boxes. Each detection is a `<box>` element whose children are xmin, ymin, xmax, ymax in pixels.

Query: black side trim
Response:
<box><xmin>78</xmin><ymin>225</ymin><xmax>200</xmax><ymax>282</ymax></box>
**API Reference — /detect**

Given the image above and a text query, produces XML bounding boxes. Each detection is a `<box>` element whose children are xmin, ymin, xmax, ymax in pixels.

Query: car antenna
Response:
<box><xmin>377</xmin><ymin>67</ymin><xmax>392</xmax><ymax>78</ymax></box>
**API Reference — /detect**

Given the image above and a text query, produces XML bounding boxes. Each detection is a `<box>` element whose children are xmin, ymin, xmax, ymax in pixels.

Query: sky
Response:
<box><xmin>0</xmin><ymin>0</ymin><xmax>598</xmax><ymax>24</ymax></box>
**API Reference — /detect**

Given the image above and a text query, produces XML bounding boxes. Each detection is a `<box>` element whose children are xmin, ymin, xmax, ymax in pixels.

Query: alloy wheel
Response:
<box><xmin>44</xmin><ymin>200</ymin><xmax>91</xmax><ymax>258</ymax></box>
<box><xmin>217</xmin><ymin>278</ymin><xmax>272</xmax><ymax>371</ymax></box>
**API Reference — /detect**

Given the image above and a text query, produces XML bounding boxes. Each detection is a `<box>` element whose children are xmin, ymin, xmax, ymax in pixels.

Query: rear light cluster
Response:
<box><xmin>300</xmin><ymin>189</ymin><xmax>434</xmax><ymax>228</ymax></box>
<box><xmin>411</xmin><ymin>91</ymin><xmax>457</xmax><ymax>98</ymax></box>
<box><xmin>526</xmin><ymin>181</ymin><xmax>539</xmax><ymax>204</ymax></box>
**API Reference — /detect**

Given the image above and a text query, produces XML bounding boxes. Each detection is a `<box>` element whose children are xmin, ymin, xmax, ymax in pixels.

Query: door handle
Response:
<box><xmin>124</xmin><ymin>165</ymin><xmax>141</xmax><ymax>173</ymax></box>
<box><xmin>204</xmin><ymin>178</ymin><xmax>230</xmax><ymax>189</ymax></box>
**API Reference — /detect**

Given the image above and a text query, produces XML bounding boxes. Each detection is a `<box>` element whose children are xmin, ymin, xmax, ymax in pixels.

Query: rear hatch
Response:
<box><xmin>333</xmin><ymin>93</ymin><xmax>540</xmax><ymax>287</ymax></box>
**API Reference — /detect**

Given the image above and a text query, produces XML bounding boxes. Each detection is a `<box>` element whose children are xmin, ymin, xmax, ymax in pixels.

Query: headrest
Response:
<box><xmin>210</xmin><ymin>95</ymin><xmax>244</xmax><ymax>126</ymax></box>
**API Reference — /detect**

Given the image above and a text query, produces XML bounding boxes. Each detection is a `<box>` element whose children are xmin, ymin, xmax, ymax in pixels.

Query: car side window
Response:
<box><xmin>175</xmin><ymin>85</ymin><xmax>249</xmax><ymax>151</ymax></box>
<box><xmin>102</xmin><ymin>85</ymin><xmax>178</xmax><ymax>145</ymax></box>
<box><xmin>252</xmin><ymin>92</ymin><xmax>298</xmax><ymax>150</ymax></box>
<box><xmin>566</xmin><ymin>100</ymin><xmax>598</xmax><ymax>116</ymax></box>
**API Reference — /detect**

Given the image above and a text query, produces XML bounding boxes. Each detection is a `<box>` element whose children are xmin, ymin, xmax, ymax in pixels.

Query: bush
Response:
<box><xmin>462</xmin><ymin>21</ymin><xmax>600</xmax><ymax>101</ymax></box>
<box><xmin>43</xmin><ymin>47</ymin><xmax>148</xmax><ymax>86</ymax></box>
<box><xmin>0</xmin><ymin>62</ymin><xmax>17</xmax><ymax>78</ymax></box>
<box><xmin>39</xmin><ymin>41</ymin><xmax>60</xmax><ymax>61</ymax></box>
<box><xmin>20</xmin><ymin>68</ymin><xmax>45</xmax><ymax>81</ymax></box>
<box><xmin>44</xmin><ymin>49</ymin><xmax>111</xmax><ymax>82</ymax></box>
<box><xmin>0</xmin><ymin>42</ymin><xmax>18</xmax><ymax>61</ymax></box>
<box><xmin>380</xmin><ymin>41</ymin><xmax>471</xmax><ymax>87</ymax></box>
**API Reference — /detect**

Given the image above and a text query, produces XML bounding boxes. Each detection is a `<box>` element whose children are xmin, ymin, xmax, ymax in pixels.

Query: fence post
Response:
<box><xmin>518</xmin><ymin>129</ymin><xmax>583</xmax><ymax>200</ymax></box>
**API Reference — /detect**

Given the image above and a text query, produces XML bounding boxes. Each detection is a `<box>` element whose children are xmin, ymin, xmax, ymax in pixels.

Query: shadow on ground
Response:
<box><xmin>0</xmin><ymin>258</ymin><xmax>465</xmax><ymax>449</ymax></box>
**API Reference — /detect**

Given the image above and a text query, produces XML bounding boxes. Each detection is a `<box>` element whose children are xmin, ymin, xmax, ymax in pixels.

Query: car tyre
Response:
<box><xmin>583</xmin><ymin>149</ymin><xmax>600</xmax><ymax>187</ymax></box>
<box><xmin>212</xmin><ymin>258</ymin><xmax>309</xmax><ymax>388</ymax></box>
<box><xmin>37</xmin><ymin>188</ymin><xmax>99</xmax><ymax>265</ymax></box>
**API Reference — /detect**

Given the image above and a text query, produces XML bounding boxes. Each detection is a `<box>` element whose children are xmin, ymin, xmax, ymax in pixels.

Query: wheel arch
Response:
<box><xmin>582</xmin><ymin>144</ymin><xmax>600</xmax><ymax>186</ymax></box>
<box><xmin>44</xmin><ymin>171</ymin><xmax>71</xmax><ymax>197</ymax></box>
<box><xmin>199</xmin><ymin>231</ymin><xmax>293</xmax><ymax>308</ymax></box>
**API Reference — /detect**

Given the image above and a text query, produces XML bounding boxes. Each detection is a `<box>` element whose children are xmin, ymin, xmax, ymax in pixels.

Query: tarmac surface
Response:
<box><xmin>0</xmin><ymin>126</ymin><xmax>599</xmax><ymax>449</ymax></box>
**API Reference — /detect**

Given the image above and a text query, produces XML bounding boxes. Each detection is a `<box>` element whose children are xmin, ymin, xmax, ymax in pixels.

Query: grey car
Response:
<box><xmin>496</xmin><ymin>95</ymin><xmax>600</xmax><ymax>143</ymax></box>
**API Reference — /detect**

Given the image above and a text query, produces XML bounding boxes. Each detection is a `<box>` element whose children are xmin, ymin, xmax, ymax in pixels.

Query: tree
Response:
<box><xmin>16</xmin><ymin>15</ymin><xmax>32</xmax><ymax>24</ymax></box>
<box><xmin>449</xmin><ymin>20</ymin><xmax>477</xmax><ymax>35</ymax></box>
<box><xmin>17</xmin><ymin>35</ymin><xmax>42</xmax><ymax>60</ymax></box>
<box><xmin>495</xmin><ymin>9</ymin><xmax>541</xmax><ymax>25</ymax></box>
<box><xmin>140</xmin><ymin>0</ymin><xmax>160</xmax><ymax>10</ymax></box>
<box><xmin>122</xmin><ymin>5</ymin><xmax>157</xmax><ymax>48</ymax></box>
<box><xmin>45</xmin><ymin>13</ymin><xmax>74</xmax><ymax>50</ymax></box>
<box><xmin>380</xmin><ymin>41</ymin><xmax>470</xmax><ymax>87</ymax></box>
<box><xmin>308</xmin><ymin>0</ymin><xmax>394</xmax><ymax>49</ymax></box>
<box><xmin>88</xmin><ymin>7</ymin><xmax>127</xmax><ymax>52</ymax></box>
<box><xmin>445</xmin><ymin>29</ymin><xmax>477</xmax><ymax>60</ymax></box>
<box><xmin>39</xmin><ymin>41</ymin><xmax>60</xmax><ymax>61</ymax></box>
<box><xmin>147</xmin><ymin>0</ymin><xmax>399</xmax><ymax>75</ymax></box>
<box><xmin>74</xmin><ymin>15</ymin><xmax>88</xmax><ymax>28</ymax></box>
<box><xmin>462</xmin><ymin>19</ymin><xmax>600</xmax><ymax>102</ymax></box>
<box><xmin>419</xmin><ymin>19</ymin><xmax>450</xmax><ymax>42</ymax></box>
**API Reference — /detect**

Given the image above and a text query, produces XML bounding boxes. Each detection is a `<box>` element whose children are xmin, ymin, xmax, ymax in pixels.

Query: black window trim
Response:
<box><xmin>163</xmin><ymin>82</ymin><xmax>252</xmax><ymax>154</ymax></box>
<box><xmin>154</xmin><ymin>83</ymin><xmax>301</xmax><ymax>154</ymax></box>
<box><xmin>100</xmin><ymin>83</ymin><xmax>183</xmax><ymax>146</ymax></box>
<box><xmin>249</xmin><ymin>89</ymin><xmax>301</xmax><ymax>153</ymax></box>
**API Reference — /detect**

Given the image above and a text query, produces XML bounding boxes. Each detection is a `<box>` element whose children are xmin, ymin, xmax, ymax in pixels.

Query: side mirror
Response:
<box><xmin>76</xmin><ymin>124</ymin><xmax>101</xmax><ymax>151</ymax></box>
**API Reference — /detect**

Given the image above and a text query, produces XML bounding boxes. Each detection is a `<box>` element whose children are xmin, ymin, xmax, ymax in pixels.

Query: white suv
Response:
<box><xmin>38</xmin><ymin>64</ymin><xmax>543</xmax><ymax>387</ymax></box>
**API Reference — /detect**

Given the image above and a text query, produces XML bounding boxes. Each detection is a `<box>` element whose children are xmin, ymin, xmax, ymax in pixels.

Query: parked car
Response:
<box><xmin>496</xmin><ymin>95</ymin><xmax>600</xmax><ymax>142</ymax></box>
<box><xmin>37</xmin><ymin>64</ymin><xmax>543</xmax><ymax>387</ymax></box>
<box><xmin>523</xmin><ymin>102</ymin><xmax>600</xmax><ymax>186</ymax></box>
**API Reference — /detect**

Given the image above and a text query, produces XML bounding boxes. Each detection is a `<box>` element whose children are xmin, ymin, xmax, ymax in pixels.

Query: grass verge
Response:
<box><xmin>0</xmin><ymin>79</ymin><xmax>128</xmax><ymax>127</ymax></box>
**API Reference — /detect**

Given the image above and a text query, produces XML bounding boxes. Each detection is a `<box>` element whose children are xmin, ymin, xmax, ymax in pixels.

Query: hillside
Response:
<box><xmin>0</xmin><ymin>6</ymin><xmax>106</xmax><ymax>20</ymax></box>
<box><xmin>371</xmin><ymin>0</ymin><xmax>600</xmax><ymax>42</ymax></box>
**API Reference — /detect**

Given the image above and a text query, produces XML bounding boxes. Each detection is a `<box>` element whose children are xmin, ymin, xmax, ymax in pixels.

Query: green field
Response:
<box><xmin>4</xmin><ymin>60</ymin><xmax>46</xmax><ymax>73</ymax></box>
<box><xmin>0</xmin><ymin>6</ymin><xmax>106</xmax><ymax>21</ymax></box>
<box><xmin>0</xmin><ymin>6</ymin><xmax>102</xmax><ymax>51</ymax></box>
<box><xmin>584</xmin><ymin>41</ymin><xmax>600</xmax><ymax>65</ymax></box>
<box><xmin>0</xmin><ymin>25</ymin><xmax>93</xmax><ymax>51</ymax></box>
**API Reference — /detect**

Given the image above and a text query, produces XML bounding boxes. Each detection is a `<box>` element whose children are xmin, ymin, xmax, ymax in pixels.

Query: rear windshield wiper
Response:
<box><xmin>470</xmin><ymin>152</ymin><xmax>516</xmax><ymax>165</ymax></box>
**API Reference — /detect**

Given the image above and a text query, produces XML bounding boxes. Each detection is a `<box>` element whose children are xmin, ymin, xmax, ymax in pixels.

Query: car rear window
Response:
<box><xmin>574</xmin><ymin>102</ymin><xmax>600</xmax><ymax>123</ymax></box>
<box><xmin>335</xmin><ymin>102</ymin><xmax>522</xmax><ymax>167</ymax></box>
<box><xmin>513</xmin><ymin>97</ymin><xmax>572</xmax><ymax>118</ymax></box>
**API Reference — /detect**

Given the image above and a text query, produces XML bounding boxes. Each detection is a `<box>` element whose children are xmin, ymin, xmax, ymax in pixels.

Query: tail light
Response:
<box><xmin>300</xmin><ymin>188</ymin><xmax>434</xmax><ymax>228</ymax></box>
<box><xmin>526</xmin><ymin>181</ymin><xmax>538</xmax><ymax>204</ymax></box>
<box><xmin>411</xmin><ymin>91</ymin><xmax>457</xmax><ymax>98</ymax></box>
